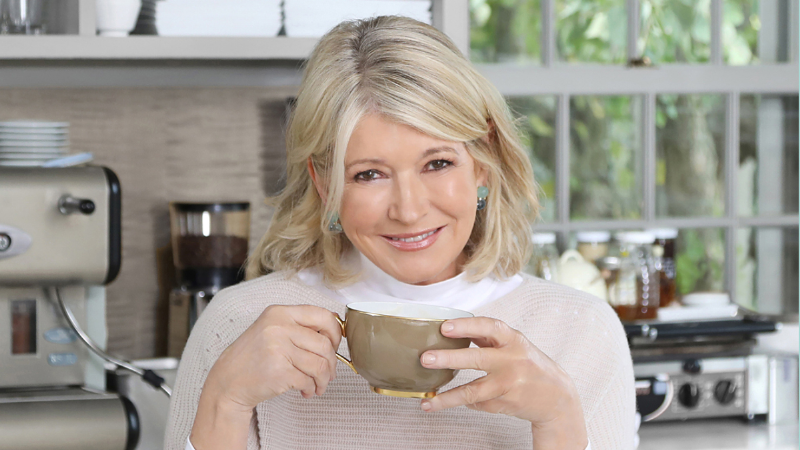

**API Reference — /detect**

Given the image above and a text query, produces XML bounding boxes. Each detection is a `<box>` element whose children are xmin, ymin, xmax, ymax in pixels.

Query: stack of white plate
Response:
<box><xmin>0</xmin><ymin>121</ymin><xmax>69</xmax><ymax>167</ymax></box>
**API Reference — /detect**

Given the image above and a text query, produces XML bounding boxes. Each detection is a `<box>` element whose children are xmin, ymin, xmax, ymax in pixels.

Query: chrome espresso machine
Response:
<box><xmin>0</xmin><ymin>166</ymin><xmax>141</xmax><ymax>450</ymax></box>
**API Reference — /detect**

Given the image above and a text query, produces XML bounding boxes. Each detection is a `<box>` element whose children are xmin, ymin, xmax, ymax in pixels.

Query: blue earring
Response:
<box><xmin>477</xmin><ymin>186</ymin><xmax>488</xmax><ymax>211</ymax></box>
<box><xmin>328</xmin><ymin>212</ymin><xmax>343</xmax><ymax>233</ymax></box>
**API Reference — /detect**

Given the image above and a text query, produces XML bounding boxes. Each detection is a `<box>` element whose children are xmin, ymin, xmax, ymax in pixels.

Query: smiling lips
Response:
<box><xmin>382</xmin><ymin>226</ymin><xmax>444</xmax><ymax>251</ymax></box>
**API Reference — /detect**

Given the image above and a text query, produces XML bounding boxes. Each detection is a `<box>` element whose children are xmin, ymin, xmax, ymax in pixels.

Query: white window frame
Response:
<box><xmin>471</xmin><ymin>0</ymin><xmax>800</xmax><ymax>317</ymax></box>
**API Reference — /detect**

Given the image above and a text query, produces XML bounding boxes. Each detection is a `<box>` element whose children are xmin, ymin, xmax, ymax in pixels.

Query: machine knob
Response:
<box><xmin>714</xmin><ymin>380</ymin><xmax>737</xmax><ymax>405</ymax></box>
<box><xmin>0</xmin><ymin>233</ymin><xmax>10</xmax><ymax>252</ymax></box>
<box><xmin>683</xmin><ymin>359</ymin><xmax>702</xmax><ymax>374</ymax></box>
<box><xmin>678</xmin><ymin>383</ymin><xmax>701</xmax><ymax>408</ymax></box>
<box><xmin>58</xmin><ymin>195</ymin><xmax>96</xmax><ymax>215</ymax></box>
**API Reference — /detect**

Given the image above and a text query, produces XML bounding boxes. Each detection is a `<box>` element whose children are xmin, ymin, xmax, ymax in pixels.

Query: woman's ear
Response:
<box><xmin>307</xmin><ymin>157</ymin><xmax>327</xmax><ymax>203</ymax></box>
<box><xmin>476</xmin><ymin>165</ymin><xmax>489</xmax><ymax>189</ymax></box>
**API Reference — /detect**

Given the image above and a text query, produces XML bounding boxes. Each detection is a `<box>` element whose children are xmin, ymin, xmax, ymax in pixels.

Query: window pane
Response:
<box><xmin>723</xmin><ymin>0</ymin><xmax>793</xmax><ymax>65</ymax></box>
<box><xmin>508</xmin><ymin>96</ymin><xmax>557</xmax><ymax>222</ymax></box>
<box><xmin>676</xmin><ymin>228</ymin><xmax>726</xmax><ymax>295</ymax></box>
<box><xmin>470</xmin><ymin>0</ymin><xmax>542</xmax><ymax>64</ymax></box>
<box><xmin>737</xmin><ymin>227</ymin><xmax>798</xmax><ymax>315</ymax></box>
<box><xmin>656</xmin><ymin>94</ymin><xmax>726</xmax><ymax>217</ymax></box>
<box><xmin>639</xmin><ymin>0</ymin><xmax>712</xmax><ymax>63</ymax></box>
<box><xmin>556</xmin><ymin>0</ymin><xmax>627</xmax><ymax>64</ymax></box>
<box><xmin>570</xmin><ymin>96</ymin><xmax>642</xmax><ymax>220</ymax></box>
<box><xmin>739</xmin><ymin>94</ymin><xmax>799</xmax><ymax>217</ymax></box>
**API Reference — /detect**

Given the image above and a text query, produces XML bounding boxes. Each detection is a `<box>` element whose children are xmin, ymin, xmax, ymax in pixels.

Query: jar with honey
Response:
<box><xmin>614</xmin><ymin>231</ymin><xmax>660</xmax><ymax>321</ymax></box>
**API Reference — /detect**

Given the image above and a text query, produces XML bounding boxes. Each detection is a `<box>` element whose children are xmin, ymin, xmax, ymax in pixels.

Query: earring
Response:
<box><xmin>477</xmin><ymin>186</ymin><xmax>488</xmax><ymax>211</ymax></box>
<box><xmin>328</xmin><ymin>212</ymin><xmax>343</xmax><ymax>233</ymax></box>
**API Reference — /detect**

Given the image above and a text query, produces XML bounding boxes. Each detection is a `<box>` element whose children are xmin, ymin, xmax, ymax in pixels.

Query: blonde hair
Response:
<box><xmin>246</xmin><ymin>15</ymin><xmax>539</xmax><ymax>286</ymax></box>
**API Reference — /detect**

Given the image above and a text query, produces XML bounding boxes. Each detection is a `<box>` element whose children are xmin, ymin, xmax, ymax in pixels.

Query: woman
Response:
<box><xmin>165</xmin><ymin>16</ymin><xmax>635</xmax><ymax>450</ymax></box>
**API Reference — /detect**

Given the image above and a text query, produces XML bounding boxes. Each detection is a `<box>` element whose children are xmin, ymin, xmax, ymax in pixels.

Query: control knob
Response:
<box><xmin>677</xmin><ymin>383</ymin><xmax>701</xmax><ymax>408</ymax></box>
<box><xmin>58</xmin><ymin>195</ymin><xmax>96</xmax><ymax>215</ymax></box>
<box><xmin>714</xmin><ymin>380</ymin><xmax>737</xmax><ymax>405</ymax></box>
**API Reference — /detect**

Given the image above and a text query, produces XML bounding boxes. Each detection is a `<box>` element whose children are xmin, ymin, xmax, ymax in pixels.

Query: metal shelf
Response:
<box><xmin>0</xmin><ymin>35</ymin><xmax>318</xmax><ymax>60</ymax></box>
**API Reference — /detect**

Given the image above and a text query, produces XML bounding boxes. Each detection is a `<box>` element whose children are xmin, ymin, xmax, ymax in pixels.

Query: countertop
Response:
<box><xmin>638</xmin><ymin>418</ymin><xmax>798</xmax><ymax>450</ymax></box>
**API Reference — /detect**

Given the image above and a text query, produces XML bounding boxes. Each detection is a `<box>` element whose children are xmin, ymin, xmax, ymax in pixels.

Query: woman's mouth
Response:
<box><xmin>381</xmin><ymin>226</ymin><xmax>444</xmax><ymax>251</ymax></box>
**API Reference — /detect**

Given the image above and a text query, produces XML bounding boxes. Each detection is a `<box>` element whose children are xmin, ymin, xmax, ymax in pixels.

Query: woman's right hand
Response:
<box><xmin>203</xmin><ymin>304</ymin><xmax>344</xmax><ymax>411</ymax></box>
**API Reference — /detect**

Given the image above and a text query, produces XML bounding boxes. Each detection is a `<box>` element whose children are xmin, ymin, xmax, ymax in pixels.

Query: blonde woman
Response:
<box><xmin>165</xmin><ymin>16</ymin><xmax>635</xmax><ymax>450</ymax></box>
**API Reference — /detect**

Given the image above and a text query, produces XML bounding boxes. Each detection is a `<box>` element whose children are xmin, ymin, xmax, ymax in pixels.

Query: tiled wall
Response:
<box><xmin>0</xmin><ymin>87</ymin><xmax>294</xmax><ymax>358</ymax></box>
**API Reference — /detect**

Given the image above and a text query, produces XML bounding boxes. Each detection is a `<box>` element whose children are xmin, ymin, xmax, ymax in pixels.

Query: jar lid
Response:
<box><xmin>576</xmin><ymin>231</ymin><xmax>611</xmax><ymax>243</ymax></box>
<box><xmin>647</xmin><ymin>228</ymin><xmax>679</xmax><ymax>239</ymax></box>
<box><xmin>597</xmin><ymin>256</ymin><xmax>620</xmax><ymax>269</ymax></box>
<box><xmin>531</xmin><ymin>232</ymin><xmax>557</xmax><ymax>244</ymax></box>
<box><xmin>617</xmin><ymin>231</ymin><xmax>656</xmax><ymax>244</ymax></box>
<box><xmin>170</xmin><ymin>202</ymin><xmax>250</xmax><ymax>212</ymax></box>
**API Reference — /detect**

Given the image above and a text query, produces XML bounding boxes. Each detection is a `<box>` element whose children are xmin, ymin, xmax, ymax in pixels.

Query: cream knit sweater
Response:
<box><xmin>164</xmin><ymin>272</ymin><xmax>636</xmax><ymax>450</ymax></box>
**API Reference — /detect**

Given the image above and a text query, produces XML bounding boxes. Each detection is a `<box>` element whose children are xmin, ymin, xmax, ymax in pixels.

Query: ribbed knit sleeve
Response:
<box><xmin>582</xmin><ymin>305</ymin><xmax>636</xmax><ymax>450</ymax></box>
<box><xmin>585</xmin><ymin>369</ymin><xmax>637</xmax><ymax>450</ymax></box>
<box><xmin>480</xmin><ymin>276</ymin><xmax>636</xmax><ymax>450</ymax></box>
<box><xmin>163</xmin><ymin>282</ymin><xmax>264</xmax><ymax>450</ymax></box>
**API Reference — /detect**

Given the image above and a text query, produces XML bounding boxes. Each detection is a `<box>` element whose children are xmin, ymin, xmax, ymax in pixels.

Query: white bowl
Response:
<box><xmin>96</xmin><ymin>0</ymin><xmax>142</xmax><ymax>37</ymax></box>
<box><xmin>0</xmin><ymin>160</ymin><xmax>51</xmax><ymax>167</ymax></box>
<box><xmin>0</xmin><ymin>121</ymin><xmax>69</xmax><ymax>128</ymax></box>
<box><xmin>0</xmin><ymin>147</ymin><xmax>68</xmax><ymax>157</ymax></box>
<box><xmin>0</xmin><ymin>140</ymin><xmax>68</xmax><ymax>147</ymax></box>
<box><xmin>0</xmin><ymin>133</ymin><xmax>67</xmax><ymax>141</ymax></box>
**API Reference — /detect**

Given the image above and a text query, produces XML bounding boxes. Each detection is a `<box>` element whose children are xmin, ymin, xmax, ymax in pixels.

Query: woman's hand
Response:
<box><xmin>419</xmin><ymin>317</ymin><xmax>588</xmax><ymax>450</ymax></box>
<box><xmin>205</xmin><ymin>305</ymin><xmax>343</xmax><ymax>410</ymax></box>
<box><xmin>191</xmin><ymin>305</ymin><xmax>343</xmax><ymax>449</ymax></box>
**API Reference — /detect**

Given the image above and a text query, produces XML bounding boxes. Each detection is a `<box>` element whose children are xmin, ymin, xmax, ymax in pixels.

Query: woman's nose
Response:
<box><xmin>387</xmin><ymin>173</ymin><xmax>429</xmax><ymax>225</ymax></box>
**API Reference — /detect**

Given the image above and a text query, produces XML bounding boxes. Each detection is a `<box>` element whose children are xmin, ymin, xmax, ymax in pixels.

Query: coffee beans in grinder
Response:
<box><xmin>169</xmin><ymin>202</ymin><xmax>251</xmax><ymax>291</ymax></box>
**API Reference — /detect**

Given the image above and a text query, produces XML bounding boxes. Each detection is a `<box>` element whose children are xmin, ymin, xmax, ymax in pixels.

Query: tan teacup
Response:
<box><xmin>335</xmin><ymin>302</ymin><xmax>473</xmax><ymax>399</ymax></box>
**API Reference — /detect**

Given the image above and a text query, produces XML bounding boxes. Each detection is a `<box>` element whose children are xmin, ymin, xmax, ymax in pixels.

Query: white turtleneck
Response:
<box><xmin>295</xmin><ymin>250</ymin><xmax>525</xmax><ymax>312</ymax></box>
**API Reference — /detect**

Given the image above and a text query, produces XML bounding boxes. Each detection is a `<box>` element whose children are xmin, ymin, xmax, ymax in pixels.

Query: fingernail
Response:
<box><xmin>441</xmin><ymin>322</ymin><xmax>454</xmax><ymax>333</ymax></box>
<box><xmin>421</xmin><ymin>401</ymin><xmax>432</xmax><ymax>411</ymax></box>
<box><xmin>422</xmin><ymin>353</ymin><xmax>436</xmax><ymax>365</ymax></box>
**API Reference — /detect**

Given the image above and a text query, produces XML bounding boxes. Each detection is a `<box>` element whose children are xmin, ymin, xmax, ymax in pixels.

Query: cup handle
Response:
<box><xmin>334</xmin><ymin>314</ymin><xmax>357</xmax><ymax>374</ymax></box>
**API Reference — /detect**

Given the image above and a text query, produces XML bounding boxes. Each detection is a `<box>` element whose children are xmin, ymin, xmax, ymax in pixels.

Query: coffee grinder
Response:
<box><xmin>167</xmin><ymin>202</ymin><xmax>250</xmax><ymax>357</ymax></box>
<box><xmin>0</xmin><ymin>166</ymin><xmax>140</xmax><ymax>450</ymax></box>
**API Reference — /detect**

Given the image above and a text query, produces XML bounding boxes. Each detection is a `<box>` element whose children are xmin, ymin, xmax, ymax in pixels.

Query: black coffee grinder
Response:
<box><xmin>167</xmin><ymin>202</ymin><xmax>250</xmax><ymax>356</ymax></box>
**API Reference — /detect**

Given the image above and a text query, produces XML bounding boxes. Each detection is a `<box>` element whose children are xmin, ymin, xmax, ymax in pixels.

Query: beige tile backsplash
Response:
<box><xmin>0</xmin><ymin>87</ymin><xmax>295</xmax><ymax>358</ymax></box>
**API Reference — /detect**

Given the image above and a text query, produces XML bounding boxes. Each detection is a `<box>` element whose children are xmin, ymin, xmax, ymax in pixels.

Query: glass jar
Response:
<box><xmin>169</xmin><ymin>202</ymin><xmax>251</xmax><ymax>290</ymax></box>
<box><xmin>648</xmin><ymin>228</ymin><xmax>678</xmax><ymax>307</ymax></box>
<box><xmin>597</xmin><ymin>256</ymin><xmax>621</xmax><ymax>308</ymax></box>
<box><xmin>614</xmin><ymin>232</ymin><xmax>660</xmax><ymax>321</ymax></box>
<box><xmin>527</xmin><ymin>232</ymin><xmax>559</xmax><ymax>281</ymax></box>
<box><xmin>575</xmin><ymin>231</ymin><xmax>611</xmax><ymax>264</ymax></box>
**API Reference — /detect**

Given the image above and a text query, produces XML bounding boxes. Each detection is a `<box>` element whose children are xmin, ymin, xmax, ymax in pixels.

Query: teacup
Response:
<box><xmin>335</xmin><ymin>301</ymin><xmax>473</xmax><ymax>399</ymax></box>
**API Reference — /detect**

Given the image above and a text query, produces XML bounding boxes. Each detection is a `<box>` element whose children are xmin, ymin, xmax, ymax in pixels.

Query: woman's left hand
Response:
<box><xmin>420</xmin><ymin>317</ymin><xmax>588</xmax><ymax>449</ymax></box>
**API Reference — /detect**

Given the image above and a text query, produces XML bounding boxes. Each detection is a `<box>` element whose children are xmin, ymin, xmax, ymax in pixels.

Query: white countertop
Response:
<box><xmin>638</xmin><ymin>419</ymin><xmax>798</xmax><ymax>450</ymax></box>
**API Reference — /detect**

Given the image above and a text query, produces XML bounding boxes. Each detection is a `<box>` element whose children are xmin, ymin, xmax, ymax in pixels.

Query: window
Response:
<box><xmin>471</xmin><ymin>0</ymin><xmax>799</xmax><ymax>318</ymax></box>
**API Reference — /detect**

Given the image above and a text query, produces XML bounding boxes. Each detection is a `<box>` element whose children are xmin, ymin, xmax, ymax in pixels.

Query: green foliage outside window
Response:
<box><xmin>639</xmin><ymin>0</ymin><xmax>711</xmax><ymax>63</ymax></box>
<box><xmin>470</xmin><ymin>0</ymin><xmax>543</xmax><ymax>64</ymax></box>
<box><xmin>467</xmin><ymin>0</ymin><xmax>773</xmax><ymax>295</ymax></box>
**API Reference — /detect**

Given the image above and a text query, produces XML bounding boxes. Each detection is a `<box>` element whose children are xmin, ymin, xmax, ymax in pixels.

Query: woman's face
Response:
<box><xmin>334</xmin><ymin>114</ymin><xmax>486</xmax><ymax>285</ymax></box>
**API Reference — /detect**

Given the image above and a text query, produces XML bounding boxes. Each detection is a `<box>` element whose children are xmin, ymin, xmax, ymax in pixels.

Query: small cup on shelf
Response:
<box><xmin>95</xmin><ymin>0</ymin><xmax>142</xmax><ymax>37</ymax></box>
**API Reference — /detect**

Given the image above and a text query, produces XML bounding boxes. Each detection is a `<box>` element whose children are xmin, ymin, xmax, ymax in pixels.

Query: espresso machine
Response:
<box><xmin>0</xmin><ymin>166</ymin><xmax>139</xmax><ymax>450</ymax></box>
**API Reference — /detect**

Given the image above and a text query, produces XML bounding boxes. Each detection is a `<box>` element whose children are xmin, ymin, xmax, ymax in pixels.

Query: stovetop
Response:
<box><xmin>624</xmin><ymin>316</ymin><xmax>779</xmax><ymax>363</ymax></box>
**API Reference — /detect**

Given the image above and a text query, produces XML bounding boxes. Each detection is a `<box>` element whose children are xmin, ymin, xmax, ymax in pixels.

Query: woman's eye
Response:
<box><xmin>426</xmin><ymin>159</ymin><xmax>453</xmax><ymax>171</ymax></box>
<box><xmin>355</xmin><ymin>169</ymin><xmax>381</xmax><ymax>181</ymax></box>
